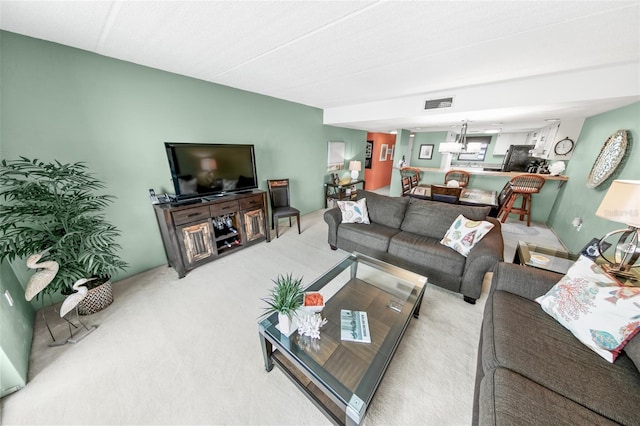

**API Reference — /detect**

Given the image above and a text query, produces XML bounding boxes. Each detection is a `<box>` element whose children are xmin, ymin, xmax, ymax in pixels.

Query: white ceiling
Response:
<box><xmin>1</xmin><ymin>1</ymin><xmax>639</xmax><ymax>134</ymax></box>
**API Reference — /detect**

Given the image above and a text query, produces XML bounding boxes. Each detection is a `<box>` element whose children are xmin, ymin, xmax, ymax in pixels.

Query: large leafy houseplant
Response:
<box><xmin>260</xmin><ymin>274</ymin><xmax>304</xmax><ymax>320</ymax></box>
<box><xmin>0</xmin><ymin>157</ymin><xmax>129</xmax><ymax>298</ymax></box>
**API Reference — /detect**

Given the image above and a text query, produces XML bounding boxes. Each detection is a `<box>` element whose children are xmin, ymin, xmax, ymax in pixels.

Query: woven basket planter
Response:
<box><xmin>78</xmin><ymin>279</ymin><xmax>113</xmax><ymax>315</ymax></box>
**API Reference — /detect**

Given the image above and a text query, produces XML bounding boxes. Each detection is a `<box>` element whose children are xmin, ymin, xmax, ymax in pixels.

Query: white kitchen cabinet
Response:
<box><xmin>531</xmin><ymin>123</ymin><xmax>559</xmax><ymax>158</ymax></box>
<box><xmin>492</xmin><ymin>132</ymin><xmax>531</xmax><ymax>156</ymax></box>
<box><xmin>530</xmin><ymin>118</ymin><xmax>584</xmax><ymax>160</ymax></box>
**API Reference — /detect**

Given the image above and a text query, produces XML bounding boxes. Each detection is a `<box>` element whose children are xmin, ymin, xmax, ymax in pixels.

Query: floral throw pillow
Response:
<box><xmin>439</xmin><ymin>214</ymin><xmax>494</xmax><ymax>256</ymax></box>
<box><xmin>536</xmin><ymin>256</ymin><xmax>640</xmax><ymax>362</ymax></box>
<box><xmin>337</xmin><ymin>198</ymin><xmax>370</xmax><ymax>224</ymax></box>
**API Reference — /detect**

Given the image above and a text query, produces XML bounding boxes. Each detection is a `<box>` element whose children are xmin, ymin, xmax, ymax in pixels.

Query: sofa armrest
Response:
<box><xmin>491</xmin><ymin>262</ymin><xmax>563</xmax><ymax>301</ymax></box>
<box><xmin>323</xmin><ymin>207</ymin><xmax>342</xmax><ymax>247</ymax></box>
<box><xmin>460</xmin><ymin>218</ymin><xmax>504</xmax><ymax>301</ymax></box>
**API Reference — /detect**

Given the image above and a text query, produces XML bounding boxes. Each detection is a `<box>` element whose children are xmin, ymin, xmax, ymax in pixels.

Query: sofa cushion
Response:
<box><xmin>337</xmin><ymin>198</ymin><xmax>370</xmax><ymax>224</ymax></box>
<box><xmin>535</xmin><ymin>256</ymin><xmax>640</xmax><ymax>362</ymax></box>
<box><xmin>400</xmin><ymin>198</ymin><xmax>490</xmax><ymax>240</ymax></box>
<box><xmin>388</xmin><ymin>231</ymin><xmax>465</xmax><ymax>291</ymax></box>
<box><xmin>336</xmin><ymin>222</ymin><xmax>398</xmax><ymax>254</ymax></box>
<box><xmin>355</xmin><ymin>190</ymin><xmax>409</xmax><ymax>229</ymax></box>
<box><xmin>440</xmin><ymin>214</ymin><xmax>494</xmax><ymax>257</ymax></box>
<box><xmin>479</xmin><ymin>368</ymin><xmax>619</xmax><ymax>425</ymax></box>
<box><xmin>625</xmin><ymin>334</ymin><xmax>640</xmax><ymax>372</ymax></box>
<box><xmin>483</xmin><ymin>290</ymin><xmax>640</xmax><ymax>424</ymax></box>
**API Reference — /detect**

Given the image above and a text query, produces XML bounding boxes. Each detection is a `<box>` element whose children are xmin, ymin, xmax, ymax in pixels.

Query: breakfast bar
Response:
<box><xmin>413</xmin><ymin>167</ymin><xmax>568</xmax><ymax>224</ymax></box>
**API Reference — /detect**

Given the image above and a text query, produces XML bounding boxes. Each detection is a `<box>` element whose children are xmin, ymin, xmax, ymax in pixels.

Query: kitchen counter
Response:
<box><xmin>417</xmin><ymin>167</ymin><xmax>568</xmax><ymax>181</ymax></box>
<box><xmin>413</xmin><ymin>167</ymin><xmax>568</xmax><ymax>224</ymax></box>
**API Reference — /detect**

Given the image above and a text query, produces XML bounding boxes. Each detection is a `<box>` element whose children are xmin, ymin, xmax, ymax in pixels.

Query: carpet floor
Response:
<box><xmin>0</xmin><ymin>209</ymin><xmax>560</xmax><ymax>425</ymax></box>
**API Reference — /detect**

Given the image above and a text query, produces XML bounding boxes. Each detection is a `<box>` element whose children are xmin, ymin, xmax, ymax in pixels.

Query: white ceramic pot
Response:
<box><xmin>277</xmin><ymin>312</ymin><xmax>298</xmax><ymax>336</ymax></box>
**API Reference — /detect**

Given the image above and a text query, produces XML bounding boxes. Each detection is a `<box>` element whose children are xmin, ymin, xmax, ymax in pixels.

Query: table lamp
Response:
<box><xmin>349</xmin><ymin>161</ymin><xmax>362</xmax><ymax>180</ymax></box>
<box><xmin>595</xmin><ymin>180</ymin><xmax>640</xmax><ymax>279</ymax></box>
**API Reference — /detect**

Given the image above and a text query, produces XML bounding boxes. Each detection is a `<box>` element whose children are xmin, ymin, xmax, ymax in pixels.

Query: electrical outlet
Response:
<box><xmin>571</xmin><ymin>217</ymin><xmax>583</xmax><ymax>231</ymax></box>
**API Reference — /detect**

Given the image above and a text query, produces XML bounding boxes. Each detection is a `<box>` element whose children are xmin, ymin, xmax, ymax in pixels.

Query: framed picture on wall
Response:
<box><xmin>388</xmin><ymin>145</ymin><xmax>395</xmax><ymax>161</ymax></box>
<box><xmin>365</xmin><ymin>140</ymin><xmax>373</xmax><ymax>169</ymax></box>
<box><xmin>418</xmin><ymin>144</ymin><xmax>434</xmax><ymax>160</ymax></box>
<box><xmin>380</xmin><ymin>144</ymin><xmax>388</xmax><ymax>161</ymax></box>
<box><xmin>327</xmin><ymin>141</ymin><xmax>346</xmax><ymax>171</ymax></box>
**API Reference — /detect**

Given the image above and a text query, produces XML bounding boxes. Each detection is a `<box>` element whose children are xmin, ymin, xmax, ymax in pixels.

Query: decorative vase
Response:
<box><xmin>277</xmin><ymin>312</ymin><xmax>298</xmax><ymax>336</ymax></box>
<box><xmin>77</xmin><ymin>278</ymin><xmax>113</xmax><ymax>315</ymax></box>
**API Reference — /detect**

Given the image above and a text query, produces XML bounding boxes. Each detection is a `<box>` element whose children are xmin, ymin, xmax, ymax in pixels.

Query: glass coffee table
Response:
<box><xmin>258</xmin><ymin>252</ymin><xmax>427</xmax><ymax>426</ymax></box>
<box><xmin>513</xmin><ymin>240</ymin><xmax>579</xmax><ymax>274</ymax></box>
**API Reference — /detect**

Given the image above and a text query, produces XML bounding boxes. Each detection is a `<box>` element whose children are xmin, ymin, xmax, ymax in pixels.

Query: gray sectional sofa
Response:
<box><xmin>323</xmin><ymin>190</ymin><xmax>504</xmax><ymax>304</ymax></box>
<box><xmin>474</xmin><ymin>262</ymin><xmax>640</xmax><ymax>425</ymax></box>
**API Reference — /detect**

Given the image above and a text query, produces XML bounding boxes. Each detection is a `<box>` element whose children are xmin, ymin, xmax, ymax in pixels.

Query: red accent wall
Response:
<box><xmin>363</xmin><ymin>132</ymin><xmax>396</xmax><ymax>190</ymax></box>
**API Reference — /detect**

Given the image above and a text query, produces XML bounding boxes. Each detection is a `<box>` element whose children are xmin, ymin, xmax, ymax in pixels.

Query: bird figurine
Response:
<box><xmin>59</xmin><ymin>278</ymin><xmax>95</xmax><ymax>318</ymax></box>
<box><xmin>24</xmin><ymin>250</ymin><xmax>59</xmax><ymax>301</ymax></box>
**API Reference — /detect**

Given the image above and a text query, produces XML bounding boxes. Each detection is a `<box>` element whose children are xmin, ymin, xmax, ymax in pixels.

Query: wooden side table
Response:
<box><xmin>324</xmin><ymin>179</ymin><xmax>366</xmax><ymax>208</ymax></box>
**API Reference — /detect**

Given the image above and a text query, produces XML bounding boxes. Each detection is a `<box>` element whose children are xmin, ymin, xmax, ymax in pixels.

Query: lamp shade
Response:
<box><xmin>595</xmin><ymin>180</ymin><xmax>640</xmax><ymax>227</ymax></box>
<box><xmin>438</xmin><ymin>143</ymin><xmax>463</xmax><ymax>153</ymax></box>
<box><xmin>200</xmin><ymin>158</ymin><xmax>217</xmax><ymax>171</ymax></box>
<box><xmin>464</xmin><ymin>142</ymin><xmax>483</xmax><ymax>153</ymax></box>
<box><xmin>349</xmin><ymin>161</ymin><xmax>362</xmax><ymax>172</ymax></box>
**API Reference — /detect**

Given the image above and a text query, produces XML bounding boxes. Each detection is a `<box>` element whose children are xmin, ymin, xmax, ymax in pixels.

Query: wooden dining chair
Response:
<box><xmin>430</xmin><ymin>184</ymin><xmax>462</xmax><ymax>204</ymax></box>
<box><xmin>400</xmin><ymin>167</ymin><xmax>421</xmax><ymax>189</ymax></box>
<box><xmin>401</xmin><ymin>176</ymin><xmax>412</xmax><ymax>196</ymax></box>
<box><xmin>496</xmin><ymin>181</ymin><xmax>514</xmax><ymax>211</ymax></box>
<box><xmin>267</xmin><ymin>179</ymin><xmax>301</xmax><ymax>238</ymax></box>
<box><xmin>444</xmin><ymin>170</ymin><xmax>471</xmax><ymax>187</ymax></box>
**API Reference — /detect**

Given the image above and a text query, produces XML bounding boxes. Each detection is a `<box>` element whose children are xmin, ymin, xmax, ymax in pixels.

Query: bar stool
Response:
<box><xmin>497</xmin><ymin>174</ymin><xmax>545</xmax><ymax>226</ymax></box>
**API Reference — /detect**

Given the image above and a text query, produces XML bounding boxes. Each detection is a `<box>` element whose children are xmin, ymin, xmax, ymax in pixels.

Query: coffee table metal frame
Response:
<box><xmin>258</xmin><ymin>252</ymin><xmax>427</xmax><ymax>426</ymax></box>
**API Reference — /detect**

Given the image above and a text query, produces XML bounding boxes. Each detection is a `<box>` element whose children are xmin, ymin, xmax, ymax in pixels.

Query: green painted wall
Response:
<box><xmin>410</xmin><ymin>131</ymin><xmax>448</xmax><ymax>169</ymax></box>
<box><xmin>548</xmin><ymin>102</ymin><xmax>640</xmax><ymax>253</ymax></box>
<box><xmin>0</xmin><ymin>31</ymin><xmax>366</xmax><ymax>294</ymax></box>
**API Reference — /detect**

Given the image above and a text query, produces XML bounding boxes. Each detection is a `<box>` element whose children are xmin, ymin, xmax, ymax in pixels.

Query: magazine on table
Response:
<box><xmin>340</xmin><ymin>310</ymin><xmax>371</xmax><ymax>343</ymax></box>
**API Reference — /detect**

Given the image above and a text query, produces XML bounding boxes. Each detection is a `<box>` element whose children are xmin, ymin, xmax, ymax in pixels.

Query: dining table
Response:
<box><xmin>408</xmin><ymin>186</ymin><xmax>499</xmax><ymax>216</ymax></box>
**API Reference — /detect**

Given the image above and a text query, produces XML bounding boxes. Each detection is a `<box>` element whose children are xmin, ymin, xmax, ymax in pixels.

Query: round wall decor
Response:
<box><xmin>586</xmin><ymin>129</ymin><xmax>628</xmax><ymax>188</ymax></box>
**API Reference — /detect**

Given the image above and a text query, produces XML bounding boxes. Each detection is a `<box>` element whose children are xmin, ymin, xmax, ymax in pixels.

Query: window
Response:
<box><xmin>457</xmin><ymin>136</ymin><xmax>491</xmax><ymax>161</ymax></box>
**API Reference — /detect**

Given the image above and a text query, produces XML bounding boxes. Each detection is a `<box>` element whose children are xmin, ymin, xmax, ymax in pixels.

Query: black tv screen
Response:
<box><xmin>165</xmin><ymin>142</ymin><xmax>258</xmax><ymax>199</ymax></box>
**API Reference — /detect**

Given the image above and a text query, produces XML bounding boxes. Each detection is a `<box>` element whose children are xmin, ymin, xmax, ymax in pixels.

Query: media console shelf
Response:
<box><xmin>153</xmin><ymin>190</ymin><xmax>270</xmax><ymax>278</ymax></box>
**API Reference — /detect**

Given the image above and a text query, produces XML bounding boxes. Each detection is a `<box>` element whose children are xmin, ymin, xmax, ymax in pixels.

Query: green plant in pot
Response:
<box><xmin>260</xmin><ymin>273</ymin><xmax>304</xmax><ymax>336</ymax></box>
<box><xmin>0</xmin><ymin>157</ymin><xmax>129</xmax><ymax>314</ymax></box>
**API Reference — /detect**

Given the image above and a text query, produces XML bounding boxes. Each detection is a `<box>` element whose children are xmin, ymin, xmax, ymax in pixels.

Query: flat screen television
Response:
<box><xmin>164</xmin><ymin>142</ymin><xmax>258</xmax><ymax>200</ymax></box>
<box><xmin>501</xmin><ymin>145</ymin><xmax>533</xmax><ymax>172</ymax></box>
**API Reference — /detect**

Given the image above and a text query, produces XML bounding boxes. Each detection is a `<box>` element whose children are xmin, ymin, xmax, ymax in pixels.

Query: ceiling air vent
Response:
<box><xmin>424</xmin><ymin>97</ymin><xmax>453</xmax><ymax>110</ymax></box>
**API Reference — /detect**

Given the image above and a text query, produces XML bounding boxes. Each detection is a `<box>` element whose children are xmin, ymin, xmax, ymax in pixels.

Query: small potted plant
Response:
<box><xmin>0</xmin><ymin>157</ymin><xmax>129</xmax><ymax>315</ymax></box>
<box><xmin>260</xmin><ymin>273</ymin><xmax>304</xmax><ymax>336</ymax></box>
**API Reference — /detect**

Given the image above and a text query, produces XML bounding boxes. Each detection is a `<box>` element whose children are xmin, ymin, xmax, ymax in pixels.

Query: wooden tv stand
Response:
<box><xmin>153</xmin><ymin>190</ymin><xmax>270</xmax><ymax>278</ymax></box>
